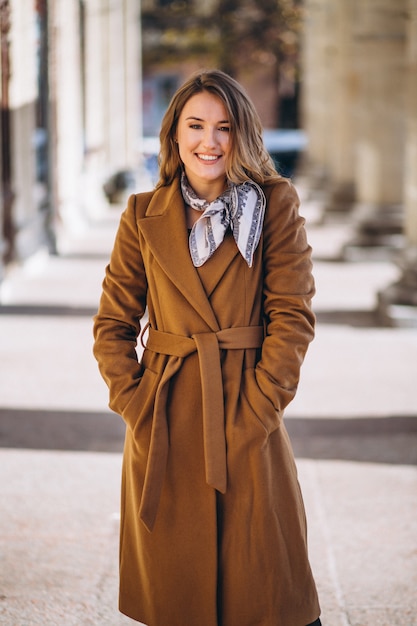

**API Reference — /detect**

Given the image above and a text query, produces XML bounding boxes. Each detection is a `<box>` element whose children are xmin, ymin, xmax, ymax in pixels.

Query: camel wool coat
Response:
<box><xmin>93</xmin><ymin>175</ymin><xmax>321</xmax><ymax>626</ymax></box>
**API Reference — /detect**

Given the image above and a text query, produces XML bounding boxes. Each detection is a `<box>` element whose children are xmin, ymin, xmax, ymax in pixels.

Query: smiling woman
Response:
<box><xmin>93</xmin><ymin>69</ymin><xmax>321</xmax><ymax>626</ymax></box>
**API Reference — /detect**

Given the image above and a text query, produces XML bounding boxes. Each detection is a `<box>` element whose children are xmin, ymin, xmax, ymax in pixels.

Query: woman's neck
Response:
<box><xmin>184</xmin><ymin>177</ymin><xmax>228</xmax><ymax>204</ymax></box>
<box><xmin>185</xmin><ymin>204</ymin><xmax>201</xmax><ymax>228</ymax></box>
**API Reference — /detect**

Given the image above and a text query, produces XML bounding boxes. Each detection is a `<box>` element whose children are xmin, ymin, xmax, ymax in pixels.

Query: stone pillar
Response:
<box><xmin>322</xmin><ymin>0</ymin><xmax>356</xmax><ymax>214</ymax></box>
<box><xmin>9</xmin><ymin>1</ymin><xmax>51</xmax><ymax>259</ymax></box>
<box><xmin>404</xmin><ymin>0</ymin><xmax>417</xmax><ymax>249</ymax></box>
<box><xmin>124</xmin><ymin>0</ymin><xmax>142</xmax><ymax>163</ymax></box>
<box><xmin>82</xmin><ymin>0</ymin><xmax>111</xmax><ymax>216</ymax></box>
<box><xmin>343</xmin><ymin>0</ymin><xmax>407</xmax><ymax>258</ymax></box>
<box><xmin>82</xmin><ymin>0</ymin><xmax>142</xmax><ymax>215</ymax></box>
<box><xmin>51</xmin><ymin>0</ymin><xmax>84</xmax><ymax>233</ymax></box>
<box><xmin>301</xmin><ymin>0</ymin><xmax>332</xmax><ymax>195</ymax></box>
<box><xmin>378</xmin><ymin>0</ymin><xmax>417</xmax><ymax>325</ymax></box>
<box><xmin>0</xmin><ymin>0</ymin><xmax>12</xmax><ymax>273</ymax></box>
<box><xmin>104</xmin><ymin>0</ymin><xmax>139</xmax><ymax>170</ymax></box>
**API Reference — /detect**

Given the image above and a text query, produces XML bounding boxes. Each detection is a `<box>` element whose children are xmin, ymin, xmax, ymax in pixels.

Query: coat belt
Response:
<box><xmin>138</xmin><ymin>325</ymin><xmax>264</xmax><ymax>532</ymax></box>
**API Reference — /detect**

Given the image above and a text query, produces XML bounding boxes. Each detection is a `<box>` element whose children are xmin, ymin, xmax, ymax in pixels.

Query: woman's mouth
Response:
<box><xmin>196</xmin><ymin>154</ymin><xmax>221</xmax><ymax>163</ymax></box>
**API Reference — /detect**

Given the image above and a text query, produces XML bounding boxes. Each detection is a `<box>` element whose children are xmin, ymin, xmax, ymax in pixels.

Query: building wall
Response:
<box><xmin>404</xmin><ymin>0</ymin><xmax>417</xmax><ymax>245</ymax></box>
<box><xmin>0</xmin><ymin>0</ymin><xmax>142</xmax><ymax>280</ymax></box>
<box><xmin>2</xmin><ymin>0</ymin><xmax>417</xmax><ymax>302</ymax></box>
<box><xmin>302</xmin><ymin>0</ymin><xmax>417</xmax><ymax>314</ymax></box>
<box><xmin>302</xmin><ymin>0</ymin><xmax>411</xmax><ymax>215</ymax></box>
<box><xmin>8</xmin><ymin>4</ymin><xmax>42</xmax><ymax>259</ymax></box>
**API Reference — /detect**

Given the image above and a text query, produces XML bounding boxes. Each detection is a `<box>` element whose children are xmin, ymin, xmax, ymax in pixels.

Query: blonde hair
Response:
<box><xmin>156</xmin><ymin>69</ymin><xmax>281</xmax><ymax>188</ymax></box>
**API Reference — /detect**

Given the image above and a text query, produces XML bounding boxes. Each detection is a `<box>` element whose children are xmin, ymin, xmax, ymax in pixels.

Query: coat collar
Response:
<box><xmin>137</xmin><ymin>179</ymin><xmax>240</xmax><ymax>330</ymax></box>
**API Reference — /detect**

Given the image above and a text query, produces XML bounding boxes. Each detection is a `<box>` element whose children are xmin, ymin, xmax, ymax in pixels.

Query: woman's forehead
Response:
<box><xmin>180</xmin><ymin>91</ymin><xmax>229</xmax><ymax>121</ymax></box>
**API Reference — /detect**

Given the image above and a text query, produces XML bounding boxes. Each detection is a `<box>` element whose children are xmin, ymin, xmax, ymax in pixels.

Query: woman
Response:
<box><xmin>93</xmin><ymin>70</ymin><xmax>321</xmax><ymax>626</ymax></box>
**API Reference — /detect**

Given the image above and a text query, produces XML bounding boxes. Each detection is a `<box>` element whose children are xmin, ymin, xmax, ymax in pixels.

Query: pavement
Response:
<box><xmin>0</xmin><ymin>171</ymin><xmax>417</xmax><ymax>626</ymax></box>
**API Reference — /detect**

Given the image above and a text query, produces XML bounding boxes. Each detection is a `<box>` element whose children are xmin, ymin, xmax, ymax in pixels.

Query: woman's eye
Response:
<box><xmin>189</xmin><ymin>124</ymin><xmax>202</xmax><ymax>129</ymax></box>
<box><xmin>219</xmin><ymin>126</ymin><xmax>230</xmax><ymax>132</ymax></box>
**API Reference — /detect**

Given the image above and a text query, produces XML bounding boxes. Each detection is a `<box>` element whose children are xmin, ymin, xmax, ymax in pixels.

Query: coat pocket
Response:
<box><xmin>122</xmin><ymin>367</ymin><xmax>158</xmax><ymax>434</ymax></box>
<box><xmin>241</xmin><ymin>368</ymin><xmax>282</xmax><ymax>436</ymax></box>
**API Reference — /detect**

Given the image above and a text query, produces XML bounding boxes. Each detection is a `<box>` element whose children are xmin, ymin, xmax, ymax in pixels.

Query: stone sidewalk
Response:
<box><xmin>0</xmin><ymin>181</ymin><xmax>416</xmax><ymax>625</ymax></box>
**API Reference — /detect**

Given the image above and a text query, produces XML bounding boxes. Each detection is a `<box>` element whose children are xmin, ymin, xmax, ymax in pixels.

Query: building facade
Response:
<box><xmin>1</xmin><ymin>0</ymin><xmax>417</xmax><ymax>320</ymax></box>
<box><xmin>302</xmin><ymin>0</ymin><xmax>417</xmax><ymax>321</ymax></box>
<box><xmin>140</xmin><ymin>0</ymin><xmax>303</xmax><ymax>135</ymax></box>
<box><xmin>0</xmin><ymin>0</ymin><xmax>141</xmax><ymax>280</ymax></box>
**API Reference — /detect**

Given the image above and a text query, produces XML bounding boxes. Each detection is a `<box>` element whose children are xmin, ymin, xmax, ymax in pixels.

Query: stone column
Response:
<box><xmin>0</xmin><ymin>0</ymin><xmax>12</xmax><ymax>273</ymax></box>
<box><xmin>83</xmin><ymin>0</ymin><xmax>142</xmax><ymax>214</ymax></box>
<box><xmin>124</xmin><ymin>0</ymin><xmax>142</xmax><ymax>163</ymax></box>
<box><xmin>343</xmin><ymin>0</ymin><xmax>407</xmax><ymax>257</ymax></box>
<box><xmin>378</xmin><ymin>0</ymin><xmax>417</xmax><ymax>325</ymax></box>
<box><xmin>51</xmin><ymin>0</ymin><xmax>84</xmax><ymax>233</ymax></box>
<box><xmin>323</xmin><ymin>0</ymin><xmax>356</xmax><ymax>214</ymax></box>
<box><xmin>404</xmin><ymin>0</ymin><xmax>417</xmax><ymax>249</ymax></box>
<box><xmin>98</xmin><ymin>0</ymin><xmax>141</xmax><ymax>171</ymax></box>
<box><xmin>9</xmin><ymin>1</ymin><xmax>49</xmax><ymax>259</ymax></box>
<box><xmin>301</xmin><ymin>0</ymin><xmax>332</xmax><ymax>194</ymax></box>
<box><xmin>82</xmin><ymin>0</ymin><xmax>111</xmax><ymax>216</ymax></box>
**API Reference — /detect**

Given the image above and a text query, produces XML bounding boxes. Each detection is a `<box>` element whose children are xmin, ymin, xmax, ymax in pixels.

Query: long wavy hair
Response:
<box><xmin>156</xmin><ymin>69</ymin><xmax>281</xmax><ymax>188</ymax></box>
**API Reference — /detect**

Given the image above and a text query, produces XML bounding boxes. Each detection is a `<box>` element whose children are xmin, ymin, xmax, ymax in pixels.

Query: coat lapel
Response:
<box><xmin>138</xmin><ymin>181</ymin><xmax>225</xmax><ymax>330</ymax></box>
<box><xmin>196</xmin><ymin>229</ymin><xmax>240</xmax><ymax>298</ymax></box>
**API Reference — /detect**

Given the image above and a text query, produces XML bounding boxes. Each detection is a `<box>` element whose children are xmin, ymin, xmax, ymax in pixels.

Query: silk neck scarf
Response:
<box><xmin>181</xmin><ymin>173</ymin><xmax>266</xmax><ymax>268</ymax></box>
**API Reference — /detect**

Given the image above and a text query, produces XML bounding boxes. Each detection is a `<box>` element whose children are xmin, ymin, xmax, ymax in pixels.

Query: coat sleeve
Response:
<box><xmin>255</xmin><ymin>180</ymin><xmax>315</xmax><ymax>412</ymax></box>
<box><xmin>93</xmin><ymin>193</ymin><xmax>151</xmax><ymax>416</ymax></box>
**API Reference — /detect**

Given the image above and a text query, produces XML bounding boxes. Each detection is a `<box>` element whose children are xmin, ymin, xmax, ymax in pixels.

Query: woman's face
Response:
<box><xmin>176</xmin><ymin>91</ymin><xmax>231</xmax><ymax>201</ymax></box>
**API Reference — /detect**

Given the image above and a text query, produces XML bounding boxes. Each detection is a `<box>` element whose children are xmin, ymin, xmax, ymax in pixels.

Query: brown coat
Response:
<box><xmin>93</xmin><ymin>176</ymin><xmax>320</xmax><ymax>626</ymax></box>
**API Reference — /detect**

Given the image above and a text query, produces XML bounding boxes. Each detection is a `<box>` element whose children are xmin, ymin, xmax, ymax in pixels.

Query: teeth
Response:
<box><xmin>198</xmin><ymin>154</ymin><xmax>219</xmax><ymax>161</ymax></box>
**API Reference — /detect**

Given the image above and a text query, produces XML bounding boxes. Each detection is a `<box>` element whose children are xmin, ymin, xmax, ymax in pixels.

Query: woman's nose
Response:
<box><xmin>202</xmin><ymin>127</ymin><xmax>216</xmax><ymax>148</ymax></box>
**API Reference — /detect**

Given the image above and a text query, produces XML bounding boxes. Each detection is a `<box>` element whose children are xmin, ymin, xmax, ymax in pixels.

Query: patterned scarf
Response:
<box><xmin>181</xmin><ymin>173</ymin><xmax>266</xmax><ymax>268</ymax></box>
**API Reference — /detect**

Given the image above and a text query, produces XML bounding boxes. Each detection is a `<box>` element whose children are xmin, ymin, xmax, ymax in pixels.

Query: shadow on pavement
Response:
<box><xmin>1</xmin><ymin>408</ymin><xmax>416</xmax><ymax>465</ymax></box>
<box><xmin>0</xmin><ymin>408</ymin><xmax>125</xmax><ymax>453</ymax></box>
<box><xmin>287</xmin><ymin>415</ymin><xmax>417</xmax><ymax>465</ymax></box>
<box><xmin>0</xmin><ymin>304</ymin><xmax>98</xmax><ymax>317</ymax></box>
<box><xmin>315</xmin><ymin>309</ymin><xmax>388</xmax><ymax>328</ymax></box>
<box><xmin>1</xmin><ymin>304</ymin><xmax>391</xmax><ymax>328</ymax></box>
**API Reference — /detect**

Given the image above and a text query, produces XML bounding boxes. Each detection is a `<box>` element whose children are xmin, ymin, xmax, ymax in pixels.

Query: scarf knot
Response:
<box><xmin>181</xmin><ymin>173</ymin><xmax>265</xmax><ymax>268</ymax></box>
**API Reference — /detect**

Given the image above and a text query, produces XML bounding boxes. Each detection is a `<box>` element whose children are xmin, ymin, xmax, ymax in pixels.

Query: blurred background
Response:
<box><xmin>0</xmin><ymin>2</ymin><xmax>417</xmax><ymax>625</ymax></box>
<box><xmin>0</xmin><ymin>0</ymin><xmax>416</xmax><ymax>322</ymax></box>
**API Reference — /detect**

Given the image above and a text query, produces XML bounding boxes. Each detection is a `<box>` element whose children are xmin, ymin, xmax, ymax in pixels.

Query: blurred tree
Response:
<box><xmin>141</xmin><ymin>1</ymin><xmax>218</xmax><ymax>63</ymax></box>
<box><xmin>141</xmin><ymin>0</ymin><xmax>303</xmax><ymax>128</ymax></box>
<box><xmin>141</xmin><ymin>0</ymin><xmax>303</xmax><ymax>83</ymax></box>
<box><xmin>216</xmin><ymin>0</ymin><xmax>302</xmax><ymax>79</ymax></box>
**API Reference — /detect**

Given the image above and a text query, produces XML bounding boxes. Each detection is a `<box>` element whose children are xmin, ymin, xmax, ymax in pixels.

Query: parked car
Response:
<box><xmin>262</xmin><ymin>129</ymin><xmax>307</xmax><ymax>178</ymax></box>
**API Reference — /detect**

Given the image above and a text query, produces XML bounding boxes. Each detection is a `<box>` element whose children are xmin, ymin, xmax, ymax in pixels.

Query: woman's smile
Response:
<box><xmin>196</xmin><ymin>154</ymin><xmax>221</xmax><ymax>161</ymax></box>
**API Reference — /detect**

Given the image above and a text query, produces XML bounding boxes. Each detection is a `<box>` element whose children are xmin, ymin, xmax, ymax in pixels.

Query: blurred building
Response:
<box><xmin>301</xmin><ymin>0</ymin><xmax>417</xmax><ymax>322</ymax></box>
<box><xmin>0</xmin><ymin>0</ymin><xmax>303</xmax><ymax>283</ymax></box>
<box><xmin>0</xmin><ymin>0</ymin><xmax>141</xmax><ymax>280</ymax></box>
<box><xmin>141</xmin><ymin>0</ymin><xmax>215</xmax><ymax>136</ymax></box>
<box><xmin>1</xmin><ymin>0</ymin><xmax>417</xmax><ymax>322</ymax></box>
<box><xmin>140</xmin><ymin>0</ymin><xmax>303</xmax><ymax>135</ymax></box>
